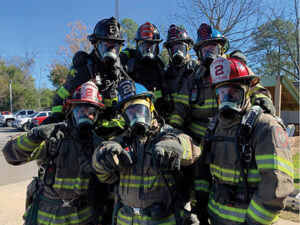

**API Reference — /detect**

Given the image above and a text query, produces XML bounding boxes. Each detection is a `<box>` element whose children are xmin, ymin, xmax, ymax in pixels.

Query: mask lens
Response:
<box><xmin>215</xmin><ymin>84</ymin><xmax>244</xmax><ymax>111</ymax></box>
<box><xmin>73</xmin><ymin>105</ymin><xmax>99</xmax><ymax>126</ymax></box>
<box><xmin>124</xmin><ymin>104</ymin><xmax>151</xmax><ymax>127</ymax></box>
<box><xmin>97</xmin><ymin>40</ymin><xmax>120</xmax><ymax>59</ymax></box>
<box><xmin>200</xmin><ymin>43</ymin><xmax>220</xmax><ymax>59</ymax></box>
<box><xmin>138</xmin><ymin>41</ymin><xmax>157</xmax><ymax>58</ymax></box>
<box><xmin>170</xmin><ymin>42</ymin><xmax>187</xmax><ymax>56</ymax></box>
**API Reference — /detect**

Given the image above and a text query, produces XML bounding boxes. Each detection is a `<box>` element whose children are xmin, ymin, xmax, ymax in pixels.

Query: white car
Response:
<box><xmin>16</xmin><ymin>111</ymin><xmax>51</xmax><ymax>131</ymax></box>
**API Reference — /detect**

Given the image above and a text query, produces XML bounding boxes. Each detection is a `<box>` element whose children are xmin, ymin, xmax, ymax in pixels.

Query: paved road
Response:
<box><xmin>0</xmin><ymin>126</ymin><xmax>37</xmax><ymax>186</ymax></box>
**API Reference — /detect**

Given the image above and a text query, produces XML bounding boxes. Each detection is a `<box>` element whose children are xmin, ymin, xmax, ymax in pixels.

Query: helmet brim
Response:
<box><xmin>66</xmin><ymin>99</ymin><xmax>105</xmax><ymax>109</ymax></box>
<box><xmin>116</xmin><ymin>92</ymin><xmax>155</xmax><ymax>111</ymax></box>
<box><xmin>194</xmin><ymin>37</ymin><xmax>229</xmax><ymax>53</ymax></box>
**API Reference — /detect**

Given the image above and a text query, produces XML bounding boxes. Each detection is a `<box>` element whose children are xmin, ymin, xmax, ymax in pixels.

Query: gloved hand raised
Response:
<box><xmin>253</xmin><ymin>97</ymin><xmax>276</xmax><ymax>116</ymax></box>
<box><xmin>93</xmin><ymin>141</ymin><xmax>133</xmax><ymax>172</ymax></box>
<box><xmin>28</xmin><ymin>122</ymin><xmax>67</xmax><ymax>143</ymax></box>
<box><xmin>152</xmin><ymin>133</ymin><xmax>183</xmax><ymax>171</ymax></box>
<box><xmin>40</xmin><ymin>112</ymin><xmax>65</xmax><ymax>125</ymax></box>
<box><xmin>72</xmin><ymin>51</ymin><xmax>89</xmax><ymax>68</ymax></box>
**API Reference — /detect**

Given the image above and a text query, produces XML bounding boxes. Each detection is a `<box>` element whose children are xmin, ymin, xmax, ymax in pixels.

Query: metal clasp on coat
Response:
<box><xmin>62</xmin><ymin>200</ymin><xmax>72</xmax><ymax>208</ymax></box>
<box><xmin>132</xmin><ymin>207</ymin><xmax>141</xmax><ymax>215</ymax></box>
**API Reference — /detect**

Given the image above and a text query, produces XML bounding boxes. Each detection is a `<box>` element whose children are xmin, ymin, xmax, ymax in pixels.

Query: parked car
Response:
<box><xmin>0</xmin><ymin>110</ymin><xmax>35</xmax><ymax>127</ymax></box>
<box><xmin>16</xmin><ymin>111</ymin><xmax>51</xmax><ymax>131</ymax></box>
<box><xmin>28</xmin><ymin>111</ymin><xmax>52</xmax><ymax>130</ymax></box>
<box><xmin>0</xmin><ymin>111</ymin><xmax>11</xmax><ymax>115</ymax></box>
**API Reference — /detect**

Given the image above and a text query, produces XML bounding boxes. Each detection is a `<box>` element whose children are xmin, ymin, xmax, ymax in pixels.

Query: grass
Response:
<box><xmin>293</xmin><ymin>153</ymin><xmax>299</xmax><ymax>190</ymax></box>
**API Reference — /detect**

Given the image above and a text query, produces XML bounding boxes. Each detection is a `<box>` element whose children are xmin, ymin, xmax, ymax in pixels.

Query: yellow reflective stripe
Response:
<box><xmin>99</xmin><ymin>117</ymin><xmax>125</xmax><ymax>128</ymax></box>
<box><xmin>53</xmin><ymin>177</ymin><xmax>89</xmax><ymax>190</ymax></box>
<box><xmin>57</xmin><ymin>86</ymin><xmax>70</xmax><ymax>99</ymax></box>
<box><xmin>179</xmin><ymin>136</ymin><xmax>191</xmax><ymax>160</ymax></box>
<box><xmin>153</xmin><ymin>90</ymin><xmax>162</xmax><ymax>99</ymax></box>
<box><xmin>52</xmin><ymin>105</ymin><xmax>64</xmax><ymax>113</ymax></box>
<box><xmin>69</xmin><ymin>68</ymin><xmax>77</xmax><ymax>77</ymax></box>
<box><xmin>247</xmin><ymin>199</ymin><xmax>279</xmax><ymax>224</ymax></box>
<box><xmin>33</xmin><ymin>205</ymin><xmax>92</xmax><ymax>224</ymax></box>
<box><xmin>122</xmin><ymin>50</ymin><xmax>130</xmax><ymax>58</ymax></box>
<box><xmin>96</xmin><ymin>172</ymin><xmax>111</xmax><ymax>181</ymax></box>
<box><xmin>17</xmin><ymin>135</ymin><xmax>36</xmax><ymax>152</ymax></box>
<box><xmin>23</xmin><ymin>133</ymin><xmax>41</xmax><ymax>147</ymax></box>
<box><xmin>193</xmin><ymin>99</ymin><xmax>217</xmax><ymax>109</ymax></box>
<box><xmin>31</xmin><ymin>142</ymin><xmax>45</xmax><ymax>161</ymax></box>
<box><xmin>210</xmin><ymin>164</ymin><xmax>240</xmax><ymax>183</ymax></box>
<box><xmin>170</xmin><ymin>115</ymin><xmax>184</xmax><ymax>126</ymax></box>
<box><xmin>208</xmin><ymin>198</ymin><xmax>246</xmax><ymax>223</ymax></box>
<box><xmin>175</xmin><ymin>94</ymin><xmax>189</xmax><ymax>105</ymax></box>
<box><xmin>104</xmin><ymin>97</ymin><xmax>118</xmax><ymax>107</ymax></box>
<box><xmin>188</xmin><ymin>122</ymin><xmax>206</xmax><ymax>136</ymax></box>
<box><xmin>251</xmin><ymin>94</ymin><xmax>268</xmax><ymax>104</ymax></box>
<box><xmin>256</xmin><ymin>154</ymin><xmax>294</xmax><ymax>178</ymax></box>
<box><xmin>194</xmin><ymin>179</ymin><xmax>210</xmax><ymax>192</ymax></box>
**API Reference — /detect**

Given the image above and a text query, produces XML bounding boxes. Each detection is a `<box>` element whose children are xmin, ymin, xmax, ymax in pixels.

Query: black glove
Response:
<box><xmin>72</xmin><ymin>51</ymin><xmax>89</xmax><ymax>67</ymax></box>
<box><xmin>40</xmin><ymin>112</ymin><xmax>65</xmax><ymax>125</ymax></box>
<box><xmin>253</xmin><ymin>97</ymin><xmax>276</xmax><ymax>116</ymax></box>
<box><xmin>28</xmin><ymin>122</ymin><xmax>67</xmax><ymax>143</ymax></box>
<box><xmin>93</xmin><ymin>142</ymin><xmax>132</xmax><ymax>172</ymax></box>
<box><xmin>152</xmin><ymin>134</ymin><xmax>183</xmax><ymax>171</ymax></box>
<box><xmin>229</xmin><ymin>50</ymin><xmax>247</xmax><ymax>65</ymax></box>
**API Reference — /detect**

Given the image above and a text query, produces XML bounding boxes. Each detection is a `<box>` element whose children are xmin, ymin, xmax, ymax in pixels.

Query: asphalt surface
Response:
<box><xmin>0</xmin><ymin>125</ymin><xmax>37</xmax><ymax>186</ymax></box>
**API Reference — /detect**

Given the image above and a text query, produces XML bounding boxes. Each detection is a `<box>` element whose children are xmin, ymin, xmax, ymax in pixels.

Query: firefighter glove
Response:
<box><xmin>253</xmin><ymin>97</ymin><xmax>276</xmax><ymax>116</ymax></box>
<box><xmin>93</xmin><ymin>141</ymin><xmax>132</xmax><ymax>172</ymax></box>
<box><xmin>72</xmin><ymin>51</ymin><xmax>89</xmax><ymax>68</ymax></box>
<box><xmin>28</xmin><ymin>122</ymin><xmax>67</xmax><ymax>143</ymax></box>
<box><xmin>229</xmin><ymin>50</ymin><xmax>247</xmax><ymax>65</ymax></box>
<box><xmin>152</xmin><ymin>134</ymin><xmax>183</xmax><ymax>171</ymax></box>
<box><xmin>41</xmin><ymin>112</ymin><xmax>65</xmax><ymax>125</ymax></box>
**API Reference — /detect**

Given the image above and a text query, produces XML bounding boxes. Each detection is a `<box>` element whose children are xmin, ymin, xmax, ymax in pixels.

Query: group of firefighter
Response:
<box><xmin>2</xmin><ymin>17</ymin><xmax>294</xmax><ymax>225</ymax></box>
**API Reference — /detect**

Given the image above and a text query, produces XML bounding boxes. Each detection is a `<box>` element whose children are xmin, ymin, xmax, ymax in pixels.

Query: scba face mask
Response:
<box><xmin>72</xmin><ymin>104</ymin><xmax>99</xmax><ymax>134</ymax></box>
<box><xmin>97</xmin><ymin>40</ymin><xmax>121</xmax><ymax>64</ymax></box>
<box><xmin>138</xmin><ymin>41</ymin><xmax>157</xmax><ymax>60</ymax></box>
<box><xmin>215</xmin><ymin>83</ymin><xmax>246</xmax><ymax>119</ymax></box>
<box><xmin>168</xmin><ymin>42</ymin><xmax>188</xmax><ymax>65</ymax></box>
<box><xmin>124</xmin><ymin>100</ymin><xmax>152</xmax><ymax>135</ymax></box>
<box><xmin>199</xmin><ymin>43</ymin><xmax>221</xmax><ymax>68</ymax></box>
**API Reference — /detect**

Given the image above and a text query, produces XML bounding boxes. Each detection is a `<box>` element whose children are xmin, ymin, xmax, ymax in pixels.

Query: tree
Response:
<box><xmin>0</xmin><ymin>60</ymin><xmax>39</xmax><ymax>111</ymax></box>
<box><xmin>48</xmin><ymin>20</ymin><xmax>92</xmax><ymax>87</ymax></box>
<box><xmin>248</xmin><ymin>0</ymin><xmax>299</xmax><ymax>80</ymax></box>
<box><xmin>121</xmin><ymin>18</ymin><xmax>139</xmax><ymax>48</ymax></box>
<box><xmin>169</xmin><ymin>0</ymin><xmax>265</xmax><ymax>50</ymax></box>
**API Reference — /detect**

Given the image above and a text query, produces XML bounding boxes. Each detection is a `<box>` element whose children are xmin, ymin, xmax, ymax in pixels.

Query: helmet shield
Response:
<box><xmin>138</xmin><ymin>41</ymin><xmax>157</xmax><ymax>60</ymax></box>
<box><xmin>215</xmin><ymin>84</ymin><xmax>245</xmax><ymax>112</ymax></box>
<box><xmin>96</xmin><ymin>40</ymin><xmax>121</xmax><ymax>63</ymax></box>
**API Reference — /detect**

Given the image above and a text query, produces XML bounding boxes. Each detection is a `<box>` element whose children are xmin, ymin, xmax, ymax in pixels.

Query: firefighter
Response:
<box><xmin>169</xmin><ymin>23</ymin><xmax>276</xmax><ymax>224</ymax></box>
<box><xmin>2</xmin><ymin>81</ymin><xmax>114</xmax><ymax>225</ymax></box>
<box><xmin>43</xmin><ymin>16</ymin><xmax>127</xmax><ymax>139</ymax></box>
<box><xmin>92</xmin><ymin>79</ymin><xmax>201</xmax><ymax>224</ymax></box>
<box><xmin>163</xmin><ymin>24</ymin><xmax>198</xmax><ymax>122</ymax></box>
<box><xmin>121</xmin><ymin>22</ymin><xmax>167</xmax><ymax>116</ymax></box>
<box><xmin>202</xmin><ymin>57</ymin><xmax>294</xmax><ymax>224</ymax></box>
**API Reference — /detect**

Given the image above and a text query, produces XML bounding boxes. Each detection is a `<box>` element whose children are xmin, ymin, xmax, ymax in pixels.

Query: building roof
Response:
<box><xmin>260</xmin><ymin>75</ymin><xmax>299</xmax><ymax>111</ymax></box>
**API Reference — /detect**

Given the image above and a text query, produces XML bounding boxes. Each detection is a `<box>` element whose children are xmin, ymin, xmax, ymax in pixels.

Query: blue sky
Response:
<box><xmin>0</xmin><ymin>0</ymin><xmax>178</xmax><ymax>89</ymax></box>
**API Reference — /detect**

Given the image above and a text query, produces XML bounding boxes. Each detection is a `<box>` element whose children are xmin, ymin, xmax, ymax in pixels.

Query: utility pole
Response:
<box><xmin>9</xmin><ymin>80</ymin><xmax>13</xmax><ymax>113</ymax></box>
<box><xmin>115</xmin><ymin>0</ymin><xmax>120</xmax><ymax>21</ymax></box>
